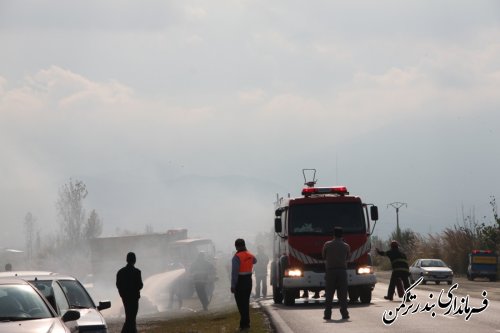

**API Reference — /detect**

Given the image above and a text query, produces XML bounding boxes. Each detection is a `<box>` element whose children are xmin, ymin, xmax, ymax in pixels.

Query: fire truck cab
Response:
<box><xmin>271</xmin><ymin>170</ymin><xmax>379</xmax><ymax>305</ymax></box>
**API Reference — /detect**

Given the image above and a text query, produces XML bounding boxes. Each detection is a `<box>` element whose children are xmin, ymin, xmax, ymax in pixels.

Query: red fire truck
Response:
<box><xmin>271</xmin><ymin>169</ymin><xmax>379</xmax><ymax>305</ymax></box>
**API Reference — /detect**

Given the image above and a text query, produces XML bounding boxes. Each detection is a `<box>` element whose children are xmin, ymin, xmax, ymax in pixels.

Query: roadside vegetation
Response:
<box><xmin>372</xmin><ymin>196</ymin><xmax>500</xmax><ymax>274</ymax></box>
<box><xmin>106</xmin><ymin>307</ymin><xmax>273</xmax><ymax>333</ymax></box>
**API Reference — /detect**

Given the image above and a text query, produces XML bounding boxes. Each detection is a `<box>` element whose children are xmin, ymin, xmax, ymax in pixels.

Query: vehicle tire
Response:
<box><xmin>273</xmin><ymin>284</ymin><xmax>283</xmax><ymax>304</ymax></box>
<box><xmin>470</xmin><ymin>275</ymin><xmax>475</xmax><ymax>281</ymax></box>
<box><xmin>447</xmin><ymin>280</ymin><xmax>452</xmax><ymax>285</ymax></box>
<box><xmin>467</xmin><ymin>273</ymin><xmax>472</xmax><ymax>281</ymax></box>
<box><xmin>422</xmin><ymin>280</ymin><xmax>427</xmax><ymax>285</ymax></box>
<box><xmin>283</xmin><ymin>288</ymin><xmax>296</xmax><ymax>306</ymax></box>
<box><xmin>359</xmin><ymin>286</ymin><xmax>372</xmax><ymax>304</ymax></box>
<box><xmin>489</xmin><ymin>276</ymin><xmax>496</xmax><ymax>282</ymax></box>
<box><xmin>348</xmin><ymin>287</ymin><xmax>360</xmax><ymax>303</ymax></box>
<box><xmin>435</xmin><ymin>281</ymin><xmax>440</xmax><ymax>285</ymax></box>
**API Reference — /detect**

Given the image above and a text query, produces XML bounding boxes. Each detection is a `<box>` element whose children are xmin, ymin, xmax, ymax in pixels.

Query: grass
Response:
<box><xmin>136</xmin><ymin>306</ymin><xmax>273</xmax><ymax>333</ymax></box>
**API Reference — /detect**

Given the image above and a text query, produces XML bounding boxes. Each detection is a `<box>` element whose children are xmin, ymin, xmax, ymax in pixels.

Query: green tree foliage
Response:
<box><xmin>56</xmin><ymin>179</ymin><xmax>103</xmax><ymax>244</ymax></box>
<box><xmin>412</xmin><ymin>233</ymin><xmax>443</xmax><ymax>262</ymax></box>
<box><xmin>482</xmin><ymin>196</ymin><xmax>500</xmax><ymax>252</ymax></box>
<box><xmin>388</xmin><ymin>228</ymin><xmax>419</xmax><ymax>256</ymax></box>
<box><xmin>56</xmin><ymin>179</ymin><xmax>88</xmax><ymax>244</ymax></box>
<box><xmin>84</xmin><ymin>209</ymin><xmax>103</xmax><ymax>239</ymax></box>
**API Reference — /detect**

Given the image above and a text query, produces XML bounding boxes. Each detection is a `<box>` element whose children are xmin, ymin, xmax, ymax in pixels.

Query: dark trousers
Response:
<box><xmin>121</xmin><ymin>297</ymin><xmax>139</xmax><ymax>333</ymax></box>
<box><xmin>387</xmin><ymin>271</ymin><xmax>410</xmax><ymax>298</ymax></box>
<box><xmin>324</xmin><ymin>269</ymin><xmax>348</xmax><ymax>318</ymax></box>
<box><xmin>194</xmin><ymin>282</ymin><xmax>209</xmax><ymax>310</ymax></box>
<box><xmin>234</xmin><ymin>274</ymin><xmax>252</xmax><ymax>329</ymax></box>
<box><xmin>255</xmin><ymin>275</ymin><xmax>267</xmax><ymax>297</ymax></box>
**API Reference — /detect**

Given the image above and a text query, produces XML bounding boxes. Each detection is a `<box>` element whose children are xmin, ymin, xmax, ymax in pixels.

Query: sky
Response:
<box><xmin>1</xmin><ymin>0</ymin><xmax>500</xmax><ymax>253</ymax></box>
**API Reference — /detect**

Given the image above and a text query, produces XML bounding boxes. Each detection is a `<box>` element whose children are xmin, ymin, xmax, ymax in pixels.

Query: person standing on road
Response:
<box><xmin>376</xmin><ymin>240</ymin><xmax>410</xmax><ymax>300</ymax></box>
<box><xmin>116</xmin><ymin>252</ymin><xmax>143</xmax><ymax>333</ymax></box>
<box><xmin>231</xmin><ymin>238</ymin><xmax>257</xmax><ymax>331</ymax></box>
<box><xmin>254</xmin><ymin>245</ymin><xmax>269</xmax><ymax>298</ymax></box>
<box><xmin>189</xmin><ymin>251</ymin><xmax>216</xmax><ymax>311</ymax></box>
<box><xmin>322</xmin><ymin>226</ymin><xmax>351</xmax><ymax>320</ymax></box>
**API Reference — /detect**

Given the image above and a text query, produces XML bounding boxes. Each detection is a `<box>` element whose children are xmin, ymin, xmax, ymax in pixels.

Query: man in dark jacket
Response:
<box><xmin>189</xmin><ymin>251</ymin><xmax>216</xmax><ymax>310</ymax></box>
<box><xmin>376</xmin><ymin>240</ymin><xmax>410</xmax><ymax>300</ymax></box>
<box><xmin>116</xmin><ymin>252</ymin><xmax>143</xmax><ymax>333</ymax></box>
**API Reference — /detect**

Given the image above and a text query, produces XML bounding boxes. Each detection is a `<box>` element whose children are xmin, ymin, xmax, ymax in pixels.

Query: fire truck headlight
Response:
<box><xmin>356</xmin><ymin>266</ymin><xmax>373</xmax><ymax>275</ymax></box>
<box><xmin>285</xmin><ymin>269</ymin><xmax>303</xmax><ymax>277</ymax></box>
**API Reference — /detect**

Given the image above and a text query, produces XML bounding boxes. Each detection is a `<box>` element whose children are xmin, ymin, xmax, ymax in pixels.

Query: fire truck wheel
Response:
<box><xmin>272</xmin><ymin>285</ymin><xmax>283</xmax><ymax>304</ymax></box>
<box><xmin>283</xmin><ymin>288</ymin><xmax>296</xmax><ymax>306</ymax></box>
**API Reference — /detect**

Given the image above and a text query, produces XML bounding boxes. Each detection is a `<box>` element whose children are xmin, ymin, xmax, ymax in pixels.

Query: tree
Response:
<box><xmin>482</xmin><ymin>196</ymin><xmax>500</xmax><ymax>252</ymax></box>
<box><xmin>84</xmin><ymin>209</ymin><xmax>103</xmax><ymax>239</ymax></box>
<box><xmin>388</xmin><ymin>228</ymin><xmax>418</xmax><ymax>255</ymax></box>
<box><xmin>56</xmin><ymin>179</ymin><xmax>88</xmax><ymax>244</ymax></box>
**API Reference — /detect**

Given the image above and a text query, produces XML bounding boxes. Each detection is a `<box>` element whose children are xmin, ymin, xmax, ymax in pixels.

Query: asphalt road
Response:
<box><xmin>260</xmin><ymin>271</ymin><xmax>500</xmax><ymax>333</ymax></box>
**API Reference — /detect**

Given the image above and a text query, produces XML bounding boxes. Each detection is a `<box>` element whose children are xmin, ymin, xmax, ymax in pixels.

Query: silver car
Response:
<box><xmin>0</xmin><ymin>271</ymin><xmax>110</xmax><ymax>333</ymax></box>
<box><xmin>0</xmin><ymin>277</ymin><xmax>80</xmax><ymax>333</ymax></box>
<box><xmin>409</xmin><ymin>259</ymin><xmax>453</xmax><ymax>285</ymax></box>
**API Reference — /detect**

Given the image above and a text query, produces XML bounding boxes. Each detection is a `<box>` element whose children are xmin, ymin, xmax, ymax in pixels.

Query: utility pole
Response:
<box><xmin>387</xmin><ymin>202</ymin><xmax>407</xmax><ymax>242</ymax></box>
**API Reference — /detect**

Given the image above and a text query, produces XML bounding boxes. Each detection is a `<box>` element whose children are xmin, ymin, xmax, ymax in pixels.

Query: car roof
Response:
<box><xmin>0</xmin><ymin>276</ymin><xmax>33</xmax><ymax>285</ymax></box>
<box><xmin>0</xmin><ymin>271</ymin><xmax>77</xmax><ymax>281</ymax></box>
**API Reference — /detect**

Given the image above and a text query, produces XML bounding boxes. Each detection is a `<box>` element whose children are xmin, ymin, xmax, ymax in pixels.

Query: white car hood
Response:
<box><xmin>422</xmin><ymin>267</ymin><xmax>452</xmax><ymax>273</ymax></box>
<box><xmin>75</xmin><ymin>308</ymin><xmax>106</xmax><ymax>328</ymax></box>
<box><xmin>0</xmin><ymin>318</ymin><xmax>70</xmax><ymax>333</ymax></box>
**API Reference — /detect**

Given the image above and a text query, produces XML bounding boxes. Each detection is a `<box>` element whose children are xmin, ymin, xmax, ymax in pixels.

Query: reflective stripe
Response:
<box><xmin>349</xmin><ymin>239</ymin><xmax>371</xmax><ymax>262</ymax></box>
<box><xmin>236</xmin><ymin>251</ymin><xmax>254</xmax><ymax>273</ymax></box>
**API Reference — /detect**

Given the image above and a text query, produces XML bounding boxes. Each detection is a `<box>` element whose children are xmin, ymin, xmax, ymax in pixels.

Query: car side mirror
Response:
<box><xmin>370</xmin><ymin>206</ymin><xmax>379</xmax><ymax>221</ymax></box>
<box><xmin>97</xmin><ymin>300</ymin><xmax>111</xmax><ymax>311</ymax></box>
<box><xmin>62</xmin><ymin>310</ymin><xmax>80</xmax><ymax>322</ymax></box>
<box><xmin>274</xmin><ymin>218</ymin><xmax>282</xmax><ymax>233</ymax></box>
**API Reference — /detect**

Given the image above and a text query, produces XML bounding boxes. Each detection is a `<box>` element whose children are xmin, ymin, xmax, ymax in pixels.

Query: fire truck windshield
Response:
<box><xmin>288</xmin><ymin>202</ymin><xmax>365</xmax><ymax>235</ymax></box>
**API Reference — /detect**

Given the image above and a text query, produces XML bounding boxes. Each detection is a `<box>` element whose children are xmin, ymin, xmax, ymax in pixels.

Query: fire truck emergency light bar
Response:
<box><xmin>302</xmin><ymin>186</ymin><xmax>349</xmax><ymax>196</ymax></box>
<box><xmin>471</xmin><ymin>250</ymin><xmax>493</xmax><ymax>254</ymax></box>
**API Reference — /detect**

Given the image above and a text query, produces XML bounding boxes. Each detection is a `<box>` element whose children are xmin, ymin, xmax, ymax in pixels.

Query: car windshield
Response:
<box><xmin>421</xmin><ymin>259</ymin><xmax>446</xmax><ymax>267</ymax></box>
<box><xmin>0</xmin><ymin>284</ymin><xmax>53</xmax><ymax>321</ymax></box>
<box><xmin>289</xmin><ymin>202</ymin><xmax>365</xmax><ymax>235</ymax></box>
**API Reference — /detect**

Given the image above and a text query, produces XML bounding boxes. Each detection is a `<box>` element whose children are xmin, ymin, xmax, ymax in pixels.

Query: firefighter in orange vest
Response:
<box><xmin>231</xmin><ymin>238</ymin><xmax>257</xmax><ymax>331</ymax></box>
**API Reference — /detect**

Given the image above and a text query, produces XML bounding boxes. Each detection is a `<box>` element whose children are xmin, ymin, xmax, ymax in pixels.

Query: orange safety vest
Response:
<box><xmin>235</xmin><ymin>251</ymin><xmax>254</xmax><ymax>274</ymax></box>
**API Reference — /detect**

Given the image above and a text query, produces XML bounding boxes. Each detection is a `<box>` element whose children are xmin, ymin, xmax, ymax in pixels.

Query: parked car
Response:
<box><xmin>409</xmin><ymin>259</ymin><xmax>453</xmax><ymax>285</ymax></box>
<box><xmin>0</xmin><ymin>277</ymin><xmax>80</xmax><ymax>333</ymax></box>
<box><xmin>0</xmin><ymin>271</ymin><xmax>110</xmax><ymax>333</ymax></box>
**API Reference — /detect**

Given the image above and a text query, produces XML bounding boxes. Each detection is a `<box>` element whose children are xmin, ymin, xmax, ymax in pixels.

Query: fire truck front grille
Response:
<box><xmin>304</xmin><ymin>264</ymin><xmax>326</xmax><ymax>273</ymax></box>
